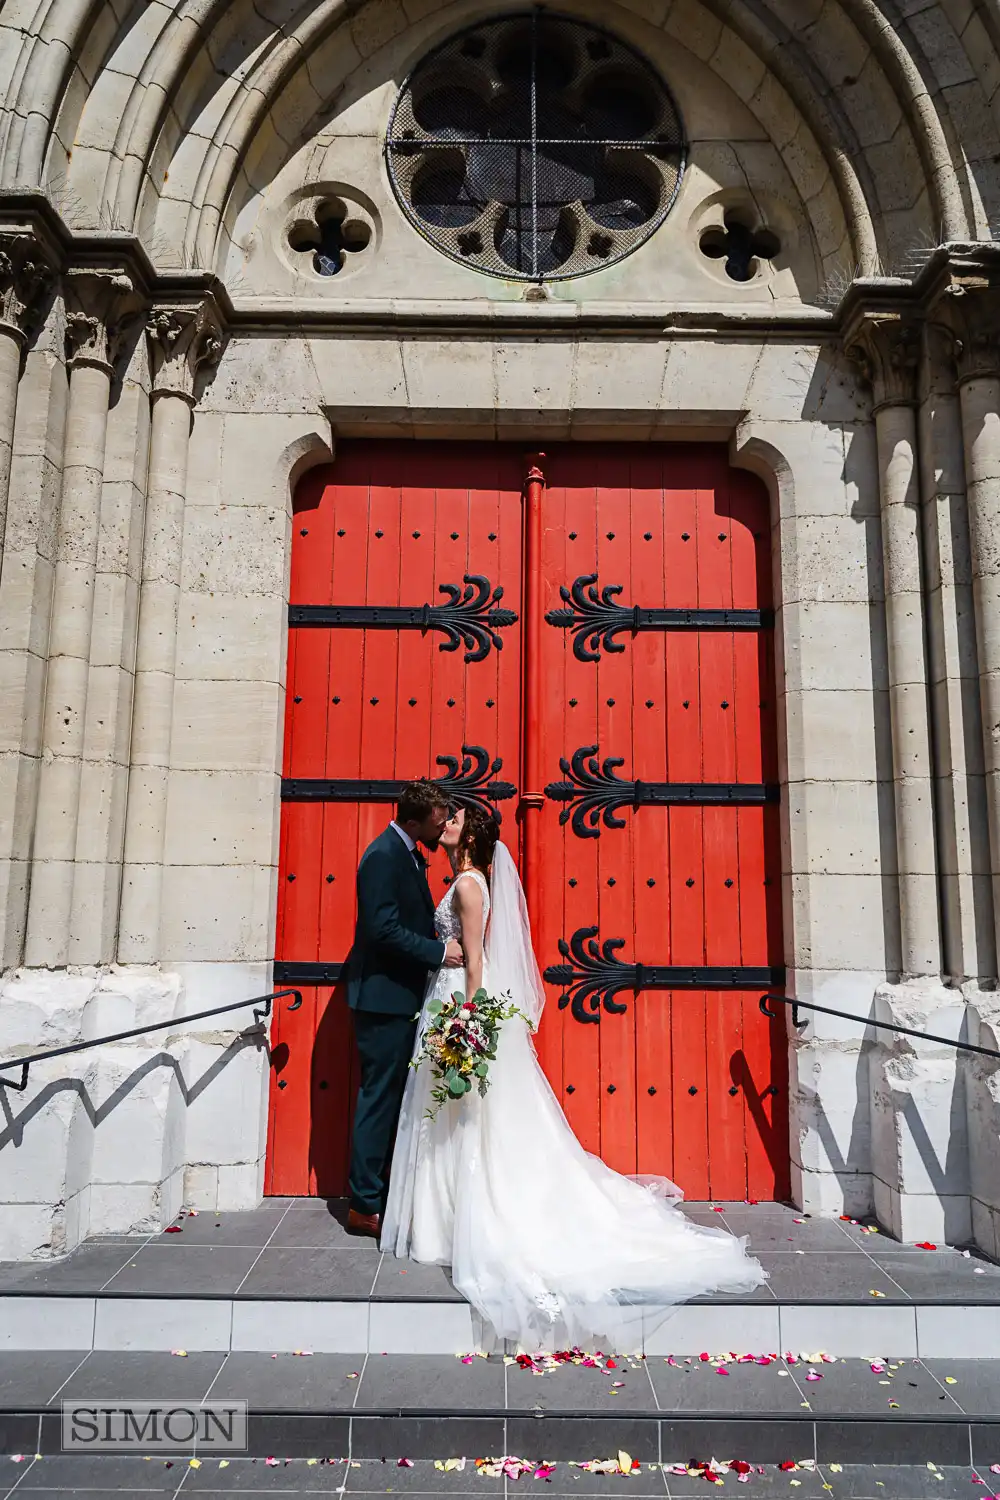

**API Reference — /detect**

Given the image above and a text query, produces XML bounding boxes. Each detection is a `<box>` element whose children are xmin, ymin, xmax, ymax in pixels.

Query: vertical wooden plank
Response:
<box><xmin>266</xmin><ymin>985</ymin><xmax>318</xmax><ymax>1195</ymax></box>
<box><xmin>594</xmin><ymin>448</ymin><xmax>637</xmax><ymax>1175</ymax></box>
<box><xmin>545</xmin><ymin>450</ymin><xmax>600</xmax><ymax>1151</ymax></box>
<box><xmin>629</xmin><ymin>448</ymin><xmax>673</xmax><ymax>1180</ymax></box>
<box><xmin>697</xmin><ymin>463</ymin><xmax>746</xmax><ymax>1200</ymax></box>
<box><xmin>661</xmin><ymin>453</ymin><xmax>708</xmax><ymax>1198</ymax></box>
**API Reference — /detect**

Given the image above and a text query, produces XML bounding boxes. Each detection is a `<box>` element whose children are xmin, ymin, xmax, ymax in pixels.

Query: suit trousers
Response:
<box><xmin>348</xmin><ymin>1009</ymin><xmax>418</xmax><ymax>1216</ymax></box>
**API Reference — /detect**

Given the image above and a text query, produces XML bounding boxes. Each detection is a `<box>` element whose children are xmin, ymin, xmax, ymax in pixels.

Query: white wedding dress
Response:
<box><xmin>382</xmin><ymin>844</ymin><xmax>765</xmax><ymax>1352</ymax></box>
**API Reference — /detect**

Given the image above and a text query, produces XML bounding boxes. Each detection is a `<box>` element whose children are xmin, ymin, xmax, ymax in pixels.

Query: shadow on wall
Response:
<box><xmin>0</xmin><ymin>1033</ymin><xmax>266</xmax><ymax>1257</ymax></box>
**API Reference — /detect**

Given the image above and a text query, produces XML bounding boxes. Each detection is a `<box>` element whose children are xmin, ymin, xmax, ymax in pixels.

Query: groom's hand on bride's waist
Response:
<box><xmin>443</xmin><ymin>939</ymin><xmax>465</xmax><ymax>968</ymax></box>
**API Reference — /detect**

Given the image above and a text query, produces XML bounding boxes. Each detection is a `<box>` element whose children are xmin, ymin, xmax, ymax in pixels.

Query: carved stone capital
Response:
<box><xmin>146</xmin><ymin>299</ymin><xmax>226</xmax><ymax>403</ymax></box>
<box><xmin>937</xmin><ymin>285</ymin><xmax>1000</xmax><ymax>383</ymax></box>
<box><xmin>844</xmin><ymin>312</ymin><xmax>921</xmax><ymax>411</ymax></box>
<box><xmin>0</xmin><ymin>231</ymin><xmax>55</xmax><ymax>345</ymax></box>
<box><xmin>63</xmin><ymin>268</ymin><xmax>142</xmax><ymax>373</ymax></box>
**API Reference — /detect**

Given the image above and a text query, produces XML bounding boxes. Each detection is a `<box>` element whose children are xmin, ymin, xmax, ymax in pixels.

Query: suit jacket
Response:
<box><xmin>345</xmin><ymin>826</ymin><xmax>446</xmax><ymax>1015</ymax></box>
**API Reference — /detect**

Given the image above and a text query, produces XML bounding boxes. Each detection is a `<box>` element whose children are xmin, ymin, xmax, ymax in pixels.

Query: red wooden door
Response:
<box><xmin>269</xmin><ymin>441</ymin><xmax>786</xmax><ymax>1200</ymax></box>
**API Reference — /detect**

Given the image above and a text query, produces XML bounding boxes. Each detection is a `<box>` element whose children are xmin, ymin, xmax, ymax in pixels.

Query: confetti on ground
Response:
<box><xmin>189</xmin><ymin>1458</ymin><xmax>201</xmax><ymax>1469</ymax></box>
<box><xmin>869</xmin><ymin>1289</ymin><xmax>886</xmax><ymax>1297</ymax></box>
<box><xmin>945</xmin><ymin>1376</ymin><xmax>958</xmax><ymax>1384</ymax></box>
<box><xmin>170</xmin><ymin>1349</ymin><xmax>187</xmax><ymax>1356</ymax></box>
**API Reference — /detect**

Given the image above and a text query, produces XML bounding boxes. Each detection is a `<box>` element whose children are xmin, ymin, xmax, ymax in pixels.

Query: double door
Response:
<box><xmin>268</xmin><ymin>441</ymin><xmax>787</xmax><ymax>1200</ymax></box>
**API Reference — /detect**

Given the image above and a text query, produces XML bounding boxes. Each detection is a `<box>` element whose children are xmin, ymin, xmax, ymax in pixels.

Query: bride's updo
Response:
<box><xmin>459</xmin><ymin>804</ymin><xmax>500</xmax><ymax>875</ymax></box>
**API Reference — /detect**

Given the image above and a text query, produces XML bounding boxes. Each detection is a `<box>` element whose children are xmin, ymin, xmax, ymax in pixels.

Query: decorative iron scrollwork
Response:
<box><xmin>290</xmin><ymin>574</ymin><xmax>517</xmax><ymax>663</ymax></box>
<box><xmin>545</xmin><ymin>574</ymin><xmax>769</xmax><ymax>662</ymax></box>
<box><xmin>282</xmin><ymin>744</ymin><xmax>517</xmax><ymax>818</ymax></box>
<box><xmin>543</xmin><ymin>925</ymin><xmax>785</xmax><ymax>1024</ymax></box>
<box><xmin>546</xmin><ymin>745</ymin><xmax>780</xmax><ymax>837</ymax></box>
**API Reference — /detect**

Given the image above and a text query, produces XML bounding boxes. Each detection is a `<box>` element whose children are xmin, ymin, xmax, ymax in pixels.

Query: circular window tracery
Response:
<box><xmin>386</xmin><ymin>12</ymin><xmax>686</xmax><ymax>282</ymax></box>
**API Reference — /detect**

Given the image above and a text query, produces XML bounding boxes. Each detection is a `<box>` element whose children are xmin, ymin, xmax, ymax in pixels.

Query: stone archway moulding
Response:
<box><xmin>2</xmin><ymin>0</ymin><xmax>995</xmax><ymax>281</ymax></box>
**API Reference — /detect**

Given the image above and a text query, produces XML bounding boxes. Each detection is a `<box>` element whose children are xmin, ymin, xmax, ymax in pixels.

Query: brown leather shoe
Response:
<box><xmin>346</xmin><ymin>1207</ymin><xmax>380</xmax><ymax>1238</ymax></box>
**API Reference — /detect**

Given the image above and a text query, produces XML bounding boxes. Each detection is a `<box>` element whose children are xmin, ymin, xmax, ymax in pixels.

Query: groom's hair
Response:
<box><xmin>397</xmin><ymin>780</ymin><xmax>451</xmax><ymax>823</ymax></box>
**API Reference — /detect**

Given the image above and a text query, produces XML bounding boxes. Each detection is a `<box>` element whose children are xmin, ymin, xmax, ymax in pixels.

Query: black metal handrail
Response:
<box><xmin>760</xmin><ymin>993</ymin><xmax>1000</xmax><ymax>1061</ymax></box>
<box><xmin>0</xmin><ymin>988</ymin><xmax>303</xmax><ymax>1092</ymax></box>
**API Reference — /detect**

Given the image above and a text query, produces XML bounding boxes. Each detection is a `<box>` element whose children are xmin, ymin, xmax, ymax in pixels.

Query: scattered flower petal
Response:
<box><xmin>915</xmin><ymin>1242</ymin><xmax>937</xmax><ymax>1250</ymax></box>
<box><xmin>397</xmin><ymin>1459</ymin><xmax>414</xmax><ymax>1468</ymax></box>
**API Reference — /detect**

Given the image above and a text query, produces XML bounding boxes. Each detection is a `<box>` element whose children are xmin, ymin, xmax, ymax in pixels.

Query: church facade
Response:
<box><xmin>1</xmin><ymin>0</ymin><xmax>1000</xmax><ymax>1261</ymax></box>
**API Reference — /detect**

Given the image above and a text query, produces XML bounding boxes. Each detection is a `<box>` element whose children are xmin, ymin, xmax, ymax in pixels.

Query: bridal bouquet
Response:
<box><xmin>414</xmin><ymin>988</ymin><xmax>526</xmax><ymax>1118</ymax></box>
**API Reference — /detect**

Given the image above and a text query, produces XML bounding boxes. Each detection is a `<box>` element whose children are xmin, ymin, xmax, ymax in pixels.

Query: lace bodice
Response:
<box><xmin>435</xmin><ymin>869</ymin><xmax>490</xmax><ymax>942</ymax></box>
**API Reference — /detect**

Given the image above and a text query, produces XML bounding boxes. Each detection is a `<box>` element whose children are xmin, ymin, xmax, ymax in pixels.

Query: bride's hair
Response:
<box><xmin>458</xmin><ymin>804</ymin><xmax>500</xmax><ymax>875</ymax></box>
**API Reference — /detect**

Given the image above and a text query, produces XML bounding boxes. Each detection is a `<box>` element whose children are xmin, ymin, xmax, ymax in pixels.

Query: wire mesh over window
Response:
<box><xmin>386</xmin><ymin>11</ymin><xmax>686</xmax><ymax>282</ymax></box>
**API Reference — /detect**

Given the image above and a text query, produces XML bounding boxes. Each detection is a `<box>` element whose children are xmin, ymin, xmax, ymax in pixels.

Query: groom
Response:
<box><xmin>344</xmin><ymin>781</ymin><xmax>465</xmax><ymax>1237</ymax></box>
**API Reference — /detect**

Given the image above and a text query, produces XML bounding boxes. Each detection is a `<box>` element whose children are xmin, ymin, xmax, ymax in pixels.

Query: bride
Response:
<box><xmin>382</xmin><ymin>804</ymin><xmax>765</xmax><ymax>1352</ymax></box>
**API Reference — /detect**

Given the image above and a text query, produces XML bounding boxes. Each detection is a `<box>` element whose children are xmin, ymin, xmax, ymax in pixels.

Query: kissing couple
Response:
<box><xmin>345</xmin><ymin>780</ymin><xmax>764</xmax><ymax>1352</ymax></box>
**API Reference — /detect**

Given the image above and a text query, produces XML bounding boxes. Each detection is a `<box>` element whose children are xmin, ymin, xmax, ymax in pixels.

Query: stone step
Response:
<box><xmin>0</xmin><ymin>1352</ymin><xmax>998</xmax><ymax>1467</ymax></box>
<box><xmin>0</xmin><ymin>1455</ymin><xmax>994</xmax><ymax>1497</ymax></box>
<box><xmin>2</xmin><ymin>1201</ymin><xmax>998</xmax><ymax>1357</ymax></box>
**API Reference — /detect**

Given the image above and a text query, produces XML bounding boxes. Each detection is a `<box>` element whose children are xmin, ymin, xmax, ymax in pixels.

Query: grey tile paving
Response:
<box><xmin>789</xmin><ymin>1357</ymin><xmax>963</xmax><ymax>1417</ymax></box>
<box><xmin>0</xmin><ymin>1245</ymin><xmax>140</xmax><ymax>1294</ymax></box>
<box><xmin>207</xmin><ymin>1354</ymin><xmax>366</xmax><ymax>1410</ymax></box>
<box><xmin>234</xmin><ymin>1249</ymin><xmax>378</xmax><ymax>1299</ymax></box>
<box><xmin>102</xmin><ymin>1247</ymin><xmax>261</xmax><ymax>1295</ymax></box>
<box><xmin>182</xmin><ymin>1456</ymin><xmax>350</xmax><ymax>1490</ymax></box>
<box><xmin>871</xmin><ymin>1253</ymin><xmax>1000</xmax><ymax>1300</ymax></box>
<box><xmin>720</xmin><ymin>1216</ymin><xmax>861</xmax><ymax>1252</ymax></box>
<box><xmin>917</xmin><ymin>1358</ymin><xmax>1000</xmax><ymax>1416</ymax></box>
<box><xmin>371</xmin><ymin>1258</ymin><xmax>461</xmax><ymax>1301</ymax></box>
<box><xmin>0</xmin><ymin>1352</ymin><xmax>88</xmax><ymax>1405</ymax></box>
<box><xmin>508</xmin><ymin>1464</ymin><xmax>669</xmax><ymax>1496</ymax></box>
<box><xmin>343</xmin><ymin>1458</ymin><xmax>502</xmax><ymax>1493</ymax></box>
<box><xmin>756</xmin><ymin>1253</ymin><xmax>903</xmax><ymax>1301</ymax></box>
<box><xmin>647</xmin><ymin>1357</ymin><xmax>806</xmax><ymax>1413</ymax></box>
<box><xmin>355</xmin><ymin>1354</ymin><xmax>504</xmax><ymax>1410</ymax></box>
<box><xmin>157</xmin><ymin>1209</ymin><xmax>290</xmax><ymax>1248</ymax></box>
<box><xmin>268</xmin><ymin>1210</ymin><xmax>367</xmax><ymax>1252</ymax></box>
<box><xmin>663</xmin><ymin>1467</ymin><xmax>830</xmax><ymax>1498</ymax></box>
<box><xmin>505</xmin><ymin>1358</ymin><xmax>655</xmax><ymax>1413</ymax></box>
<box><xmin>3</xmin><ymin>1453</ymin><xmax>182</xmax><ymax>1488</ymax></box>
<box><xmin>815</xmin><ymin>1465</ymin><xmax>977</xmax><ymax>1498</ymax></box>
<box><xmin>54</xmin><ymin>1351</ymin><xmax>226</xmax><ymax>1402</ymax></box>
<box><xmin>350</xmin><ymin>1415</ymin><xmax>505</xmax><ymax>1460</ymax></box>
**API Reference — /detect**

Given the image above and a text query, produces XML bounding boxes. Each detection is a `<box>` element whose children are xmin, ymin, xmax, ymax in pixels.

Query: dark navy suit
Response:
<box><xmin>345</xmin><ymin>826</ymin><xmax>445</xmax><ymax>1215</ymax></box>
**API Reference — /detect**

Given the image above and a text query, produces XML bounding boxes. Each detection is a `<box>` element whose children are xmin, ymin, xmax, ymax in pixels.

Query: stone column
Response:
<box><xmin>118</xmin><ymin>300</ymin><xmax>224</xmax><ymax>963</ymax></box>
<box><xmin>0</xmin><ymin>232</ymin><xmax>53</xmax><ymax>550</ymax></box>
<box><xmin>918</xmin><ymin>323</ymin><xmax>995</xmax><ymax>985</ymax></box>
<box><xmin>942</xmin><ymin>290</ymin><xmax>1000</xmax><ymax>953</ymax></box>
<box><xmin>24</xmin><ymin>269</ymin><xmax>139</xmax><ymax>967</ymax></box>
<box><xmin>847</xmin><ymin>311</ymin><xmax>941</xmax><ymax>978</ymax></box>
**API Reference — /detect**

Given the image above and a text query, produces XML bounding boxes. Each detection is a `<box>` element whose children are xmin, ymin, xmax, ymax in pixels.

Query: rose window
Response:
<box><xmin>385</xmin><ymin>12</ymin><xmax>686</xmax><ymax>282</ymax></box>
